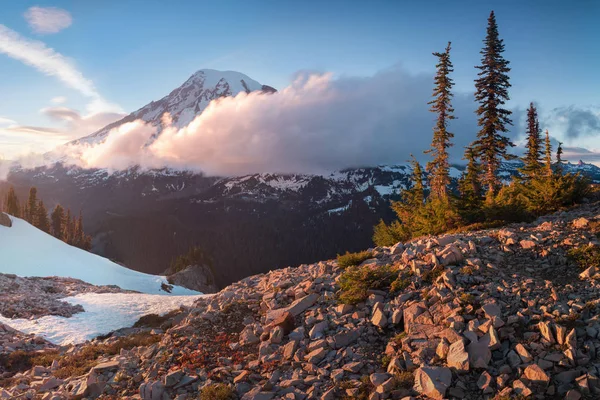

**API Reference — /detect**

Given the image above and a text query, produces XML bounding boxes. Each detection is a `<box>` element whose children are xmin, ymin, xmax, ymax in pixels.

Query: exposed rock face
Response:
<box><xmin>166</xmin><ymin>265</ymin><xmax>218</xmax><ymax>294</ymax></box>
<box><xmin>0</xmin><ymin>212</ymin><xmax>11</xmax><ymax>228</ymax></box>
<box><xmin>1</xmin><ymin>201</ymin><xmax>600</xmax><ymax>399</ymax></box>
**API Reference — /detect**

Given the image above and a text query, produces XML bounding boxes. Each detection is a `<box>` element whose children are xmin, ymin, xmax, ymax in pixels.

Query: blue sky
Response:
<box><xmin>0</xmin><ymin>0</ymin><xmax>599</xmax><ymax>162</ymax></box>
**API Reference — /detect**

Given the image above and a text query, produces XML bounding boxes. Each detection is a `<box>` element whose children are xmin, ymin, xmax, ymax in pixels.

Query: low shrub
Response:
<box><xmin>200</xmin><ymin>383</ymin><xmax>235</xmax><ymax>400</ymax></box>
<box><xmin>390</xmin><ymin>273</ymin><xmax>412</xmax><ymax>293</ymax></box>
<box><xmin>395</xmin><ymin>371</ymin><xmax>415</xmax><ymax>389</ymax></box>
<box><xmin>567</xmin><ymin>245</ymin><xmax>600</xmax><ymax>270</ymax></box>
<box><xmin>0</xmin><ymin>349</ymin><xmax>60</xmax><ymax>374</ymax></box>
<box><xmin>337</xmin><ymin>250</ymin><xmax>374</xmax><ymax>269</ymax></box>
<box><xmin>459</xmin><ymin>293</ymin><xmax>476</xmax><ymax>306</ymax></box>
<box><xmin>337</xmin><ymin>265</ymin><xmax>397</xmax><ymax>305</ymax></box>
<box><xmin>422</xmin><ymin>268</ymin><xmax>443</xmax><ymax>284</ymax></box>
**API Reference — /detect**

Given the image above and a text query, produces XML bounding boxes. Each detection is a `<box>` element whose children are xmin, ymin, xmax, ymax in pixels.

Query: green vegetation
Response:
<box><xmin>337</xmin><ymin>250</ymin><xmax>374</xmax><ymax>269</ymax></box>
<box><xmin>373</xmin><ymin>11</ymin><xmax>591</xmax><ymax>248</ymax></box>
<box><xmin>381</xmin><ymin>354</ymin><xmax>392</xmax><ymax>369</ymax></box>
<box><xmin>390</xmin><ymin>272</ymin><xmax>412</xmax><ymax>292</ymax></box>
<box><xmin>395</xmin><ymin>371</ymin><xmax>415</xmax><ymax>389</ymax></box>
<box><xmin>391</xmin><ymin>332</ymin><xmax>407</xmax><ymax>344</ymax></box>
<box><xmin>337</xmin><ymin>264</ymin><xmax>397</xmax><ymax>305</ymax></box>
<box><xmin>168</xmin><ymin>246</ymin><xmax>214</xmax><ymax>276</ymax></box>
<box><xmin>568</xmin><ymin>246</ymin><xmax>600</xmax><ymax>271</ymax></box>
<box><xmin>459</xmin><ymin>266</ymin><xmax>474</xmax><ymax>275</ymax></box>
<box><xmin>422</xmin><ymin>268</ymin><xmax>444</xmax><ymax>284</ymax></box>
<box><xmin>459</xmin><ymin>293</ymin><xmax>476</xmax><ymax>306</ymax></box>
<box><xmin>200</xmin><ymin>383</ymin><xmax>235</xmax><ymax>400</ymax></box>
<box><xmin>0</xmin><ymin>349</ymin><xmax>60</xmax><ymax>375</ymax></box>
<box><xmin>2</xmin><ymin>185</ymin><xmax>92</xmax><ymax>250</ymax></box>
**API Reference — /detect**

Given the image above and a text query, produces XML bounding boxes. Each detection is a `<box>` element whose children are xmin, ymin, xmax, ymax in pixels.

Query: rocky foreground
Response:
<box><xmin>2</xmin><ymin>202</ymin><xmax>600</xmax><ymax>399</ymax></box>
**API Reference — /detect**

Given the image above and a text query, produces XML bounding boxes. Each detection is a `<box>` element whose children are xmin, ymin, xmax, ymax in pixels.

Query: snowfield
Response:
<box><xmin>0</xmin><ymin>293</ymin><xmax>206</xmax><ymax>345</ymax></box>
<box><xmin>0</xmin><ymin>215</ymin><xmax>198</xmax><ymax>295</ymax></box>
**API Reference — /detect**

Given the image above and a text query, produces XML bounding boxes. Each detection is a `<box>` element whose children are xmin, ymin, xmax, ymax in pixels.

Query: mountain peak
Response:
<box><xmin>75</xmin><ymin>69</ymin><xmax>274</xmax><ymax>145</ymax></box>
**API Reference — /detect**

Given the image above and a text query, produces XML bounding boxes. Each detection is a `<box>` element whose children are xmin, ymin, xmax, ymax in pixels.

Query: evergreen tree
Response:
<box><xmin>405</xmin><ymin>155</ymin><xmax>425</xmax><ymax>207</ymax></box>
<box><xmin>51</xmin><ymin>204</ymin><xmax>65</xmax><ymax>239</ymax></box>
<box><xmin>26</xmin><ymin>187</ymin><xmax>38</xmax><ymax>224</ymax></box>
<box><xmin>544</xmin><ymin>130</ymin><xmax>553</xmax><ymax>176</ymax></box>
<box><xmin>71</xmin><ymin>211</ymin><xmax>91</xmax><ymax>250</ymax></box>
<box><xmin>36</xmin><ymin>200</ymin><xmax>50</xmax><ymax>233</ymax></box>
<box><xmin>473</xmin><ymin>11</ymin><xmax>515</xmax><ymax>197</ymax></box>
<box><xmin>556</xmin><ymin>141</ymin><xmax>564</xmax><ymax>175</ymax></box>
<box><xmin>457</xmin><ymin>145</ymin><xmax>484</xmax><ymax>221</ymax></box>
<box><xmin>425</xmin><ymin>42</ymin><xmax>455</xmax><ymax>199</ymax></box>
<box><xmin>63</xmin><ymin>209</ymin><xmax>74</xmax><ymax>244</ymax></box>
<box><xmin>519</xmin><ymin>102</ymin><xmax>543</xmax><ymax>178</ymax></box>
<box><xmin>3</xmin><ymin>186</ymin><xmax>20</xmax><ymax>217</ymax></box>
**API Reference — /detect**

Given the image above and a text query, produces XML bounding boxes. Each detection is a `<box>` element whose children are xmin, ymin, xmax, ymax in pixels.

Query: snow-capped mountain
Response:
<box><xmin>74</xmin><ymin>69</ymin><xmax>276</xmax><ymax>145</ymax></box>
<box><xmin>0</xmin><ymin>213</ymin><xmax>198</xmax><ymax>295</ymax></box>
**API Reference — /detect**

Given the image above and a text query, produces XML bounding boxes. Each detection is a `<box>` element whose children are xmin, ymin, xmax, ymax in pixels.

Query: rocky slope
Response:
<box><xmin>2</xmin><ymin>201</ymin><xmax>600</xmax><ymax>399</ymax></box>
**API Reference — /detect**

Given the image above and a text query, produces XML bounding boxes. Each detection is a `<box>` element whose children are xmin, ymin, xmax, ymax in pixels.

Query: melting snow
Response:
<box><xmin>0</xmin><ymin>216</ymin><xmax>198</xmax><ymax>295</ymax></box>
<box><xmin>0</xmin><ymin>293</ymin><xmax>206</xmax><ymax>345</ymax></box>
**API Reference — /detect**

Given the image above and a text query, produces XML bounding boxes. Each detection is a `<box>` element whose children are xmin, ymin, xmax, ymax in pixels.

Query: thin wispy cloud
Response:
<box><xmin>24</xmin><ymin>6</ymin><xmax>72</xmax><ymax>34</ymax></box>
<box><xmin>0</xmin><ymin>25</ymin><xmax>121</xmax><ymax>114</ymax></box>
<box><xmin>0</xmin><ymin>117</ymin><xmax>16</xmax><ymax>126</ymax></box>
<box><xmin>51</xmin><ymin>96</ymin><xmax>67</xmax><ymax>104</ymax></box>
<box><xmin>4</xmin><ymin>125</ymin><xmax>64</xmax><ymax>137</ymax></box>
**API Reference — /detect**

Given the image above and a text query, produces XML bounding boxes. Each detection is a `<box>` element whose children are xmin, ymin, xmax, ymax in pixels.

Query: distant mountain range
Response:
<box><xmin>2</xmin><ymin>69</ymin><xmax>599</xmax><ymax>288</ymax></box>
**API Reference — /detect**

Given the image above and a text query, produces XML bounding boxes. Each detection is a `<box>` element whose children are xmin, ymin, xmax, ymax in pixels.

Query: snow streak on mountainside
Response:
<box><xmin>0</xmin><ymin>215</ymin><xmax>198</xmax><ymax>295</ymax></box>
<box><xmin>73</xmin><ymin>69</ymin><xmax>275</xmax><ymax>145</ymax></box>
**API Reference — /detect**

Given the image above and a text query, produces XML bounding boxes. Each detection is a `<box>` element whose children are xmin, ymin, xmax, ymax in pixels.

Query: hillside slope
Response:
<box><xmin>3</xmin><ymin>161</ymin><xmax>600</xmax><ymax>289</ymax></box>
<box><xmin>2</xmin><ymin>202</ymin><xmax>600</xmax><ymax>399</ymax></box>
<box><xmin>0</xmin><ymin>214</ymin><xmax>197</xmax><ymax>295</ymax></box>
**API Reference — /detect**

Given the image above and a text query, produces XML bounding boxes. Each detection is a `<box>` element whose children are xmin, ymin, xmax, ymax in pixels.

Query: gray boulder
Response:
<box><xmin>0</xmin><ymin>213</ymin><xmax>11</xmax><ymax>228</ymax></box>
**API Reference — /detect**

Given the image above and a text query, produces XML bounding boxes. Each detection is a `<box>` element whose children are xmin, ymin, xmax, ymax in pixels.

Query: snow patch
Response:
<box><xmin>0</xmin><ymin>216</ymin><xmax>198</xmax><ymax>295</ymax></box>
<box><xmin>0</xmin><ymin>293</ymin><xmax>206</xmax><ymax>345</ymax></box>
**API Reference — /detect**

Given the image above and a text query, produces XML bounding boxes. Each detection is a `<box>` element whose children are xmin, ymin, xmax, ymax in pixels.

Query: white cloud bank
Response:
<box><xmin>24</xmin><ymin>6</ymin><xmax>72</xmax><ymax>35</ymax></box>
<box><xmin>71</xmin><ymin>67</ymin><xmax>492</xmax><ymax>175</ymax></box>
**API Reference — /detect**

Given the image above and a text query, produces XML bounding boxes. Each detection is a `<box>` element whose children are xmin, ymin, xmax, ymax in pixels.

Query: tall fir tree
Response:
<box><xmin>26</xmin><ymin>187</ymin><xmax>38</xmax><ymax>225</ymax></box>
<box><xmin>425</xmin><ymin>42</ymin><xmax>455</xmax><ymax>200</ymax></box>
<box><xmin>36</xmin><ymin>200</ymin><xmax>50</xmax><ymax>233</ymax></box>
<box><xmin>556</xmin><ymin>141</ymin><xmax>564</xmax><ymax>175</ymax></box>
<box><xmin>3</xmin><ymin>186</ymin><xmax>20</xmax><ymax>216</ymax></box>
<box><xmin>63</xmin><ymin>208</ymin><xmax>74</xmax><ymax>244</ymax></box>
<box><xmin>50</xmin><ymin>204</ymin><xmax>65</xmax><ymax>239</ymax></box>
<box><xmin>519</xmin><ymin>102</ymin><xmax>543</xmax><ymax>178</ymax></box>
<box><xmin>473</xmin><ymin>11</ymin><xmax>515</xmax><ymax>197</ymax></box>
<box><xmin>75</xmin><ymin>211</ymin><xmax>92</xmax><ymax>250</ymax></box>
<box><xmin>544</xmin><ymin>130</ymin><xmax>553</xmax><ymax>176</ymax></box>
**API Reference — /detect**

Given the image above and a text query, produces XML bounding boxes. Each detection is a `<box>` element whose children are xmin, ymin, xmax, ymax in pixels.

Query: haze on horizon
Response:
<box><xmin>0</xmin><ymin>0</ymin><xmax>599</xmax><ymax>172</ymax></box>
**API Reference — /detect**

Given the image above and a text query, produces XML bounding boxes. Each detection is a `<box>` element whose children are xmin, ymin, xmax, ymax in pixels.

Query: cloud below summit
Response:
<box><xmin>74</xmin><ymin>67</ymin><xmax>489</xmax><ymax>175</ymax></box>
